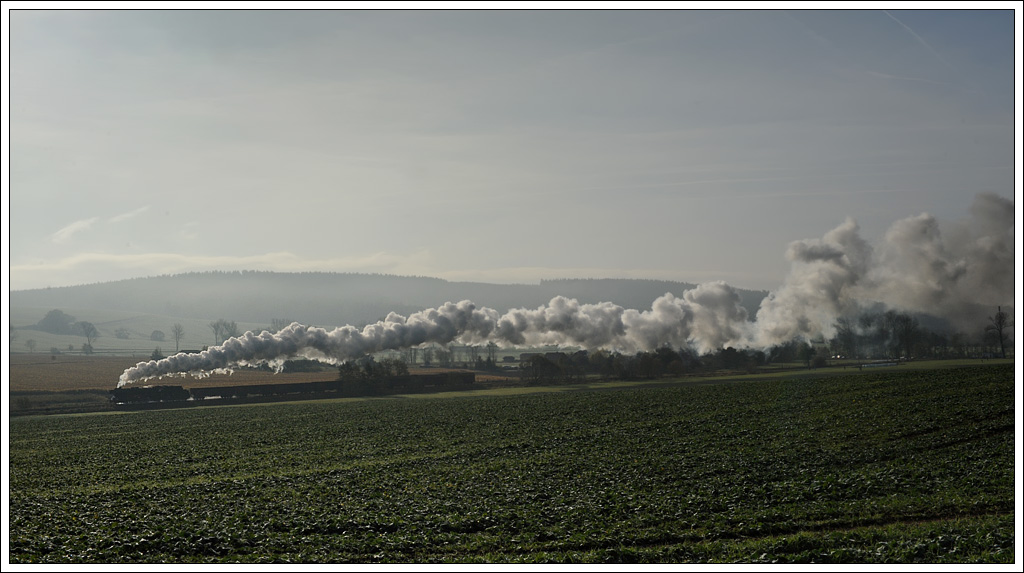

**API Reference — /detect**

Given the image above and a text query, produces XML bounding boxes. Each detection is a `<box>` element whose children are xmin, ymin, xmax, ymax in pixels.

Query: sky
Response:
<box><xmin>4</xmin><ymin>5</ymin><xmax>1021</xmax><ymax>292</ymax></box>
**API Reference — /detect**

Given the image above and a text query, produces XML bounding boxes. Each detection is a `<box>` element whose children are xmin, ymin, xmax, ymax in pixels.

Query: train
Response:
<box><xmin>109</xmin><ymin>372</ymin><xmax>477</xmax><ymax>405</ymax></box>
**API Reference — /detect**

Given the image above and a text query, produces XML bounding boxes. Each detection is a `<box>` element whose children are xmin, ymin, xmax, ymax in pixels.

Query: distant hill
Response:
<box><xmin>9</xmin><ymin>271</ymin><xmax>769</xmax><ymax>329</ymax></box>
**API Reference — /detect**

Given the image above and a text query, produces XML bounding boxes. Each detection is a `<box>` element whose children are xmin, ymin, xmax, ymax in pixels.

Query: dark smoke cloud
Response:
<box><xmin>119</xmin><ymin>193</ymin><xmax>1013</xmax><ymax>387</ymax></box>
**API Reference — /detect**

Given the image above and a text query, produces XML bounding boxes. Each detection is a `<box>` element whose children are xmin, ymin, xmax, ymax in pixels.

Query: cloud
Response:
<box><xmin>109</xmin><ymin>205</ymin><xmax>150</xmax><ymax>223</ymax></box>
<box><xmin>47</xmin><ymin>207</ymin><xmax>150</xmax><ymax>246</ymax></box>
<box><xmin>180</xmin><ymin>221</ymin><xmax>200</xmax><ymax>240</ymax></box>
<box><xmin>864</xmin><ymin>70</ymin><xmax>953</xmax><ymax>87</ymax></box>
<box><xmin>46</xmin><ymin>207</ymin><xmax>148</xmax><ymax>248</ymax></box>
<box><xmin>50</xmin><ymin>217</ymin><xmax>99</xmax><ymax>244</ymax></box>
<box><xmin>882</xmin><ymin>10</ymin><xmax>950</xmax><ymax>68</ymax></box>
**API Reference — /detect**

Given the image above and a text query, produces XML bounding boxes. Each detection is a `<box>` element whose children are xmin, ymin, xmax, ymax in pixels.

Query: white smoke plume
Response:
<box><xmin>753</xmin><ymin>216</ymin><xmax>872</xmax><ymax>346</ymax></box>
<box><xmin>118</xmin><ymin>287</ymin><xmax>752</xmax><ymax>387</ymax></box>
<box><xmin>119</xmin><ymin>301</ymin><xmax>502</xmax><ymax>386</ymax></box>
<box><xmin>118</xmin><ymin>193</ymin><xmax>1013</xmax><ymax>387</ymax></box>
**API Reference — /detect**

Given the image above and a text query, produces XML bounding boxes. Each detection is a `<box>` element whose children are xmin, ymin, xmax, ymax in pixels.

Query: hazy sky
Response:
<box><xmin>5</xmin><ymin>6</ymin><xmax>1020</xmax><ymax>292</ymax></box>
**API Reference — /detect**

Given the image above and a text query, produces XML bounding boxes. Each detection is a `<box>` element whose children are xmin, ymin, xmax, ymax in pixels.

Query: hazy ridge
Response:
<box><xmin>10</xmin><ymin>271</ymin><xmax>769</xmax><ymax>328</ymax></box>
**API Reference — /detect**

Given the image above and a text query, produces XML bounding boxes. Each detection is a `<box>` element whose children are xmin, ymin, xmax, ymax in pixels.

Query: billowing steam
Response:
<box><xmin>118</xmin><ymin>193</ymin><xmax>1013</xmax><ymax>387</ymax></box>
<box><xmin>756</xmin><ymin>192</ymin><xmax>1014</xmax><ymax>344</ymax></box>
<box><xmin>118</xmin><ymin>285</ymin><xmax>750</xmax><ymax>387</ymax></box>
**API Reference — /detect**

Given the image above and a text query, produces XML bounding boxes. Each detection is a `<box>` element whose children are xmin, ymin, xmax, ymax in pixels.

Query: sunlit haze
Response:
<box><xmin>5</xmin><ymin>6</ymin><xmax>1020</xmax><ymax>292</ymax></box>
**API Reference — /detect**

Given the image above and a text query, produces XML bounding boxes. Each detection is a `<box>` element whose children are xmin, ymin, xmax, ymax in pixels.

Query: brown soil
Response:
<box><xmin>8</xmin><ymin>354</ymin><xmax>519</xmax><ymax>392</ymax></box>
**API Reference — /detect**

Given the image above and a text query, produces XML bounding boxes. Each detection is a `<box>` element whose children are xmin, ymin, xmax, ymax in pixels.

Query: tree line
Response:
<box><xmin>828</xmin><ymin>308</ymin><xmax>1011</xmax><ymax>361</ymax></box>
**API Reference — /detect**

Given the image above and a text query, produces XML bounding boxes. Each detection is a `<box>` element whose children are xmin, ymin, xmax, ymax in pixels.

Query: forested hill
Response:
<box><xmin>9</xmin><ymin>272</ymin><xmax>769</xmax><ymax>328</ymax></box>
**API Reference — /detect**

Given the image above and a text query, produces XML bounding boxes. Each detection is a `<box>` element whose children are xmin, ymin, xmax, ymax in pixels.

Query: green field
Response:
<box><xmin>8</xmin><ymin>364</ymin><xmax>1015</xmax><ymax>563</ymax></box>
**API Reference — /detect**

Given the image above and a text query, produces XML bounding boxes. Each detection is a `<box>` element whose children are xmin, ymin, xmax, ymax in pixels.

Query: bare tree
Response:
<box><xmin>831</xmin><ymin>317</ymin><xmax>858</xmax><ymax>359</ymax></box>
<box><xmin>79</xmin><ymin>321</ymin><xmax>99</xmax><ymax>348</ymax></box>
<box><xmin>172</xmin><ymin>323</ymin><xmax>185</xmax><ymax>353</ymax></box>
<box><xmin>270</xmin><ymin>318</ymin><xmax>292</xmax><ymax>333</ymax></box>
<box><xmin>25</xmin><ymin>339</ymin><xmax>36</xmax><ymax>353</ymax></box>
<box><xmin>985</xmin><ymin>306</ymin><xmax>1012</xmax><ymax>359</ymax></box>
<box><xmin>209</xmin><ymin>319</ymin><xmax>238</xmax><ymax>345</ymax></box>
<box><xmin>209</xmin><ymin>320</ymin><xmax>224</xmax><ymax>345</ymax></box>
<box><xmin>892</xmin><ymin>313</ymin><xmax>920</xmax><ymax>360</ymax></box>
<box><xmin>223</xmin><ymin>320</ymin><xmax>240</xmax><ymax>339</ymax></box>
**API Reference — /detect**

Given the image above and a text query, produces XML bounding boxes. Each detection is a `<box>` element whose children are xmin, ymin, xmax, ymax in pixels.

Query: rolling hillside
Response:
<box><xmin>10</xmin><ymin>272</ymin><xmax>770</xmax><ymax>355</ymax></box>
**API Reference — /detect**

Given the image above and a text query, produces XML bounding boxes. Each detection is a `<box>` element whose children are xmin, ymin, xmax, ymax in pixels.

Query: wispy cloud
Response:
<box><xmin>882</xmin><ymin>10</ymin><xmax>950</xmax><ymax>68</ymax></box>
<box><xmin>109</xmin><ymin>205</ymin><xmax>150</xmax><ymax>223</ymax></box>
<box><xmin>49</xmin><ymin>207</ymin><xmax>149</xmax><ymax>245</ymax></box>
<box><xmin>50</xmin><ymin>217</ymin><xmax>99</xmax><ymax>244</ymax></box>
<box><xmin>781</xmin><ymin>12</ymin><xmax>834</xmax><ymax>49</ymax></box>
<box><xmin>180</xmin><ymin>221</ymin><xmax>200</xmax><ymax>240</ymax></box>
<box><xmin>864</xmin><ymin>70</ymin><xmax>954</xmax><ymax>87</ymax></box>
